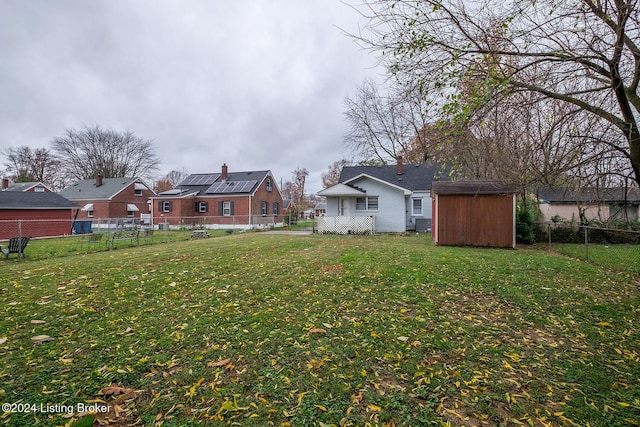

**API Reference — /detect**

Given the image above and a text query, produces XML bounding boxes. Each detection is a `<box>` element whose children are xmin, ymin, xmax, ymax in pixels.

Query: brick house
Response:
<box><xmin>151</xmin><ymin>164</ymin><xmax>283</xmax><ymax>228</ymax></box>
<box><xmin>0</xmin><ymin>191</ymin><xmax>79</xmax><ymax>239</ymax></box>
<box><xmin>58</xmin><ymin>176</ymin><xmax>156</xmax><ymax>222</ymax></box>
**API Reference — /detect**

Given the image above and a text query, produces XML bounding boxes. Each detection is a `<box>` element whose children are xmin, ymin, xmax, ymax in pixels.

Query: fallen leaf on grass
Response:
<box><xmin>31</xmin><ymin>335</ymin><xmax>54</xmax><ymax>343</ymax></box>
<box><xmin>98</xmin><ymin>385</ymin><xmax>135</xmax><ymax>396</ymax></box>
<box><xmin>308</xmin><ymin>328</ymin><xmax>327</xmax><ymax>335</ymax></box>
<box><xmin>207</xmin><ymin>358</ymin><xmax>232</xmax><ymax>367</ymax></box>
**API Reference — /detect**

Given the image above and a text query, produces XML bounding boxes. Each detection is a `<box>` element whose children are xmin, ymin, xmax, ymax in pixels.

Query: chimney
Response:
<box><xmin>2</xmin><ymin>178</ymin><xmax>9</xmax><ymax>190</ymax></box>
<box><xmin>396</xmin><ymin>155</ymin><xmax>404</xmax><ymax>175</ymax></box>
<box><xmin>221</xmin><ymin>163</ymin><xmax>228</xmax><ymax>181</ymax></box>
<box><xmin>95</xmin><ymin>174</ymin><xmax>103</xmax><ymax>187</ymax></box>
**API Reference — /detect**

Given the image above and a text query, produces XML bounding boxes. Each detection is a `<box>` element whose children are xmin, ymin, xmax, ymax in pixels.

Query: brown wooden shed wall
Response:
<box><xmin>436</xmin><ymin>194</ymin><xmax>515</xmax><ymax>248</ymax></box>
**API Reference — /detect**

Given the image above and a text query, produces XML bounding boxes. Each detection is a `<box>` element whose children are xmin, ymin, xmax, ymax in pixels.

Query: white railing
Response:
<box><xmin>317</xmin><ymin>216</ymin><xmax>375</xmax><ymax>235</ymax></box>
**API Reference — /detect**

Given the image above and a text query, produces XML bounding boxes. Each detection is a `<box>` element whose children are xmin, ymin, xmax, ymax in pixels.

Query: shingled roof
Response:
<box><xmin>537</xmin><ymin>187</ymin><xmax>640</xmax><ymax>203</ymax></box>
<box><xmin>59</xmin><ymin>177</ymin><xmax>151</xmax><ymax>200</ymax></box>
<box><xmin>159</xmin><ymin>170</ymin><xmax>272</xmax><ymax>197</ymax></box>
<box><xmin>0</xmin><ymin>191</ymin><xmax>79</xmax><ymax>209</ymax></box>
<box><xmin>339</xmin><ymin>162</ymin><xmax>450</xmax><ymax>192</ymax></box>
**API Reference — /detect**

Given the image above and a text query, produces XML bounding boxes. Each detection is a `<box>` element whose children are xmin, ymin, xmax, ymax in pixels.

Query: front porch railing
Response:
<box><xmin>317</xmin><ymin>216</ymin><xmax>375</xmax><ymax>235</ymax></box>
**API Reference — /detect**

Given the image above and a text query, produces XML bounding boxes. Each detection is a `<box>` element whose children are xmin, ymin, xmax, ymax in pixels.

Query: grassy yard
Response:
<box><xmin>0</xmin><ymin>233</ymin><xmax>638</xmax><ymax>426</ymax></box>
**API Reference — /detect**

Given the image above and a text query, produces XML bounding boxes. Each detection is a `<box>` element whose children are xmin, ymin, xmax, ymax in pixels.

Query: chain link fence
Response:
<box><xmin>536</xmin><ymin>222</ymin><xmax>640</xmax><ymax>274</ymax></box>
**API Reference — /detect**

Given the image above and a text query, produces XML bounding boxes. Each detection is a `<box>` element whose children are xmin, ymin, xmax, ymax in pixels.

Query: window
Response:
<box><xmin>273</xmin><ymin>202</ymin><xmax>279</xmax><ymax>215</ymax></box>
<box><xmin>223</xmin><ymin>201</ymin><xmax>231</xmax><ymax>216</ymax></box>
<box><xmin>196</xmin><ymin>201</ymin><xmax>208</xmax><ymax>213</ymax></box>
<box><xmin>412</xmin><ymin>199</ymin><xmax>423</xmax><ymax>216</ymax></box>
<box><xmin>261</xmin><ymin>201</ymin><xmax>268</xmax><ymax>215</ymax></box>
<box><xmin>356</xmin><ymin>196</ymin><xmax>379</xmax><ymax>211</ymax></box>
<box><xmin>34</xmin><ymin>187</ymin><xmax>45</xmax><ymax>192</ymax></box>
<box><xmin>162</xmin><ymin>201</ymin><xmax>172</xmax><ymax>213</ymax></box>
<box><xmin>134</xmin><ymin>183</ymin><xmax>146</xmax><ymax>196</ymax></box>
<box><xmin>127</xmin><ymin>209</ymin><xmax>135</xmax><ymax>217</ymax></box>
<box><xmin>266</xmin><ymin>178</ymin><xmax>272</xmax><ymax>192</ymax></box>
<box><xmin>87</xmin><ymin>210</ymin><xmax>94</xmax><ymax>218</ymax></box>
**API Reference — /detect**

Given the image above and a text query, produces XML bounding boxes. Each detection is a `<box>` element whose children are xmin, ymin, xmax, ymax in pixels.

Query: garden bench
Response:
<box><xmin>1</xmin><ymin>236</ymin><xmax>30</xmax><ymax>259</ymax></box>
<box><xmin>107</xmin><ymin>230</ymin><xmax>139</xmax><ymax>248</ymax></box>
<box><xmin>82</xmin><ymin>233</ymin><xmax>104</xmax><ymax>250</ymax></box>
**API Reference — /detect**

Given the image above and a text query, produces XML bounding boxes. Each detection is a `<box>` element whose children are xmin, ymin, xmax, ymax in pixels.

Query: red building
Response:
<box><xmin>151</xmin><ymin>164</ymin><xmax>283</xmax><ymax>228</ymax></box>
<box><xmin>0</xmin><ymin>192</ymin><xmax>79</xmax><ymax>239</ymax></box>
<box><xmin>59</xmin><ymin>176</ymin><xmax>156</xmax><ymax>222</ymax></box>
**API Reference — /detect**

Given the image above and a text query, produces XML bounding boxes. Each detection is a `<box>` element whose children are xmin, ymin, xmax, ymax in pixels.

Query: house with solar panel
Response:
<box><xmin>151</xmin><ymin>164</ymin><xmax>284</xmax><ymax>229</ymax></box>
<box><xmin>58</xmin><ymin>175</ymin><xmax>156</xmax><ymax>225</ymax></box>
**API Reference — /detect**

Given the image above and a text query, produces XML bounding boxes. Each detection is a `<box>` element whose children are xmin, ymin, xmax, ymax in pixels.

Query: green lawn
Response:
<box><xmin>1</xmin><ymin>233</ymin><xmax>638</xmax><ymax>426</ymax></box>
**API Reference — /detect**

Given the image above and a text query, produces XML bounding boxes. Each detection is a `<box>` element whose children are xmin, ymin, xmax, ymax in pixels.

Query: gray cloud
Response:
<box><xmin>0</xmin><ymin>0</ymin><xmax>377</xmax><ymax>192</ymax></box>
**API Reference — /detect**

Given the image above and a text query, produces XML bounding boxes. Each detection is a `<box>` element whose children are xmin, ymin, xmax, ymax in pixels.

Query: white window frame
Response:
<box><xmin>162</xmin><ymin>201</ymin><xmax>171</xmax><ymax>213</ymax></box>
<box><xmin>223</xmin><ymin>201</ymin><xmax>231</xmax><ymax>216</ymax></box>
<box><xmin>412</xmin><ymin>198</ymin><xmax>423</xmax><ymax>216</ymax></box>
<box><xmin>356</xmin><ymin>196</ymin><xmax>379</xmax><ymax>212</ymax></box>
<box><xmin>266</xmin><ymin>178</ymin><xmax>272</xmax><ymax>192</ymax></box>
<box><xmin>87</xmin><ymin>210</ymin><xmax>94</xmax><ymax>218</ymax></box>
<box><xmin>198</xmin><ymin>202</ymin><xmax>208</xmax><ymax>213</ymax></box>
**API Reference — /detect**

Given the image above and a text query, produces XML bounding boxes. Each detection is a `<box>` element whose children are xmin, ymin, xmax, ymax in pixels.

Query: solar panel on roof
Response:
<box><xmin>205</xmin><ymin>180</ymin><xmax>257</xmax><ymax>194</ymax></box>
<box><xmin>181</xmin><ymin>174</ymin><xmax>217</xmax><ymax>186</ymax></box>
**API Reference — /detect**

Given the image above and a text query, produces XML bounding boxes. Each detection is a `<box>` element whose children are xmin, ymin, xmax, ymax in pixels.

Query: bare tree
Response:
<box><xmin>355</xmin><ymin>0</ymin><xmax>640</xmax><ymax>185</ymax></box>
<box><xmin>321</xmin><ymin>159</ymin><xmax>351</xmax><ymax>188</ymax></box>
<box><xmin>282</xmin><ymin>167</ymin><xmax>310</xmax><ymax>210</ymax></box>
<box><xmin>344</xmin><ymin>78</ymin><xmax>435</xmax><ymax>164</ymax></box>
<box><xmin>52</xmin><ymin>124</ymin><xmax>161</xmax><ymax>182</ymax></box>
<box><xmin>1</xmin><ymin>146</ymin><xmax>63</xmax><ymax>188</ymax></box>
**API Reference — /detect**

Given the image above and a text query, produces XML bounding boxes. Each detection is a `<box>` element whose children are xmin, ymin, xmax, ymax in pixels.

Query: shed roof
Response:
<box><xmin>0</xmin><ymin>191</ymin><xmax>79</xmax><ymax>209</ymax></box>
<box><xmin>432</xmin><ymin>181</ymin><xmax>518</xmax><ymax>195</ymax></box>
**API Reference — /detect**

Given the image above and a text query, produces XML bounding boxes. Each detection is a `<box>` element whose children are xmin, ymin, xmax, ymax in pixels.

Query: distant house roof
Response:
<box><xmin>314</xmin><ymin>202</ymin><xmax>326</xmax><ymax>210</ymax></box>
<box><xmin>0</xmin><ymin>191</ymin><xmax>79</xmax><ymax>210</ymax></box>
<box><xmin>432</xmin><ymin>181</ymin><xmax>518</xmax><ymax>195</ymax></box>
<box><xmin>283</xmin><ymin>199</ymin><xmax>295</xmax><ymax>209</ymax></box>
<box><xmin>59</xmin><ymin>177</ymin><xmax>154</xmax><ymax>200</ymax></box>
<box><xmin>339</xmin><ymin>162</ymin><xmax>450</xmax><ymax>192</ymax></box>
<box><xmin>537</xmin><ymin>187</ymin><xmax>640</xmax><ymax>203</ymax></box>
<box><xmin>158</xmin><ymin>170</ymin><xmax>273</xmax><ymax>198</ymax></box>
<box><xmin>4</xmin><ymin>182</ymin><xmax>54</xmax><ymax>192</ymax></box>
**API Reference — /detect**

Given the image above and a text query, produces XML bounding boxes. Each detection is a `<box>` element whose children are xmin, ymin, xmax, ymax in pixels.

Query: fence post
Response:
<box><xmin>584</xmin><ymin>226</ymin><xmax>589</xmax><ymax>261</ymax></box>
<box><xmin>547</xmin><ymin>223</ymin><xmax>552</xmax><ymax>250</ymax></box>
<box><xmin>18</xmin><ymin>219</ymin><xmax>23</xmax><ymax>238</ymax></box>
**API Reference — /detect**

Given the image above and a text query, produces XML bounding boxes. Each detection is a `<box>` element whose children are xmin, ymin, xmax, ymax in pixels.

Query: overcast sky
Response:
<box><xmin>0</xmin><ymin>0</ymin><xmax>381</xmax><ymax>194</ymax></box>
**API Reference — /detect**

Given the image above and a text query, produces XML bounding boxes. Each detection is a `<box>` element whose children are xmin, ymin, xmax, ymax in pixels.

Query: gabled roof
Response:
<box><xmin>158</xmin><ymin>170</ymin><xmax>273</xmax><ymax>198</ymax></box>
<box><xmin>339</xmin><ymin>163</ymin><xmax>449</xmax><ymax>192</ymax></box>
<box><xmin>317</xmin><ymin>183</ymin><xmax>366</xmax><ymax>197</ymax></box>
<box><xmin>0</xmin><ymin>191</ymin><xmax>79</xmax><ymax>210</ymax></box>
<box><xmin>538</xmin><ymin>187</ymin><xmax>640</xmax><ymax>203</ymax></box>
<box><xmin>4</xmin><ymin>182</ymin><xmax>54</xmax><ymax>192</ymax></box>
<box><xmin>59</xmin><ymin>177</ymin><xmax>153</xmax><ymax>200</ymax></box>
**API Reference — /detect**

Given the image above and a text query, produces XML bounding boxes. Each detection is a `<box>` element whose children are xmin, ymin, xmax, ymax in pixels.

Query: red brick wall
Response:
<box><xmin>0</xmin><ymin>210</ymin><xmax>75</xmax><ymax>239</ymax></box>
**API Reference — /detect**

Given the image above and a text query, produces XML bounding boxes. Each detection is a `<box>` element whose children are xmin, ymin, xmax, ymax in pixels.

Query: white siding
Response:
<box><xmin>348</xmin><ymin>177</ymin><xmax>406</xmax><ymax>232</ymax></box>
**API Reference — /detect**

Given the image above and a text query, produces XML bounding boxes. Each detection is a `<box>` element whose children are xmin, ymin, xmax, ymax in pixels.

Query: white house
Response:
<box><xmin>317</xmin><ymin>158</ymin><xmax>449</xmax><ymax>233</ymax></box>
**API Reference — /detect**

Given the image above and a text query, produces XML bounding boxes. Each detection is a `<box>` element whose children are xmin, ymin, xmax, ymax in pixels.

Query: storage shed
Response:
<box><xmin>432</xmin><ymin>181</ymin><xmax>518</xmax><ymax>248</ymax></box>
